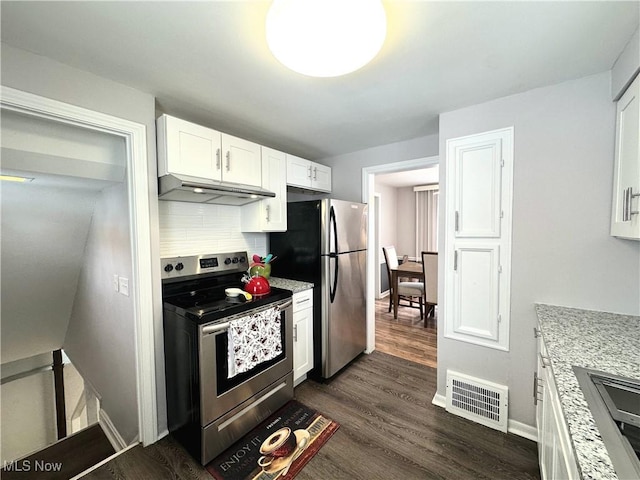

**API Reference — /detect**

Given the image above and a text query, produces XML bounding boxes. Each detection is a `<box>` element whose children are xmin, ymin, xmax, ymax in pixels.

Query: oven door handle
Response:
<box><xmin>276</xmin><ymin>299</ymin><xmax>293</xmax><ymax>311</ymax></box>
<box><xmin>202</xmin><ymin>322</ymin><xmax>231</xmax><ymax>335</ymax></box>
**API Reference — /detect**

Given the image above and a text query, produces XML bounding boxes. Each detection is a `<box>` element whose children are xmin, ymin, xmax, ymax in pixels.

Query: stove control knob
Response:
<box><xmin>224</xmin><ymin>258</ymin><xmax>232</xmax><ymax>265</ymax></box>
<box><xmin>239</xmin><ymin>256</ymin><xmax>246</xmax><ymax>263</ymax></box>
<box><xmin>164</xmin><ymin>264</ymin><xmax>173</xmax><ymax>273</ymax></box>
<box><xmin>232</xmin><ymin>257</ymin><xmax>239</xmax><ymax>264</ymax></box>
<box><xmin>175</xmin><ymin>263</ymin><xmax>184</xmax><ymax>271</ymax></box>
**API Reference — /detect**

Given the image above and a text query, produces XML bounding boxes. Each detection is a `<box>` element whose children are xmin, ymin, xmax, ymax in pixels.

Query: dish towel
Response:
<box><xmin>227</xmin><ymin>306</ymin><xmax>282</xmax><ymax>379</ymax></box>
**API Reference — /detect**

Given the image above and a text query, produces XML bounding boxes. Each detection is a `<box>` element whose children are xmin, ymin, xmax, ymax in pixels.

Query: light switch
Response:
<box><xmin>118</xmin><ymin>277</ymin><xmax>129</xmax><ymax>296</ymax></box>
<box><xmin>113</xmin><ymin>274</ymin><xmax>119</xmax><ymax>292</ymax></box>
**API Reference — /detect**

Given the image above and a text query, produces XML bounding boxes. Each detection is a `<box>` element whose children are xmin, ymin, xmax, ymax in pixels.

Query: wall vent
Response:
<box><xmin>445</xmin><ymin>370</ymin><xmax>508</xmax><ymax>432</ymax></box>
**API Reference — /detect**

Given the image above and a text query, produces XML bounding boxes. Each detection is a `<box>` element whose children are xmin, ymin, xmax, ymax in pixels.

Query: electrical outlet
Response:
<box><xmin>113</xmin><ymin>274</ymin><xmax>119</xmax><ymax>292</ymax></box>
<box><xmin>118</xmin><ymin>277</ymin><xmax>129</xmax><ymax>296</ymax></box>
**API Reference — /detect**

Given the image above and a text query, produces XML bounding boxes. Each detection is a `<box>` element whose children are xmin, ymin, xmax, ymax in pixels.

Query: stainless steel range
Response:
<box><xmin>162</xmin><ymin>252</ymin><xmax>293</xmax><ymax>465</ymax></box>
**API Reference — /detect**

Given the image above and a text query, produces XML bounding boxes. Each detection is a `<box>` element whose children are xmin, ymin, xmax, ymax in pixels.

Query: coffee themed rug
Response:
<box><xmin>206</xmin><ymin>400</ymin><xmax>339</xmax><ymax>480</ymax></box>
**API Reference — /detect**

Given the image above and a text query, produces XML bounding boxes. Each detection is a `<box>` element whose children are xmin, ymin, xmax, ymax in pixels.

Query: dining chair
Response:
<box><xmin>421</xmin><ymin>251</ymin><xmax>438</xmax><ymax>326</ymax></box>
<box><xmin>382</xmin><ymin>246</ymin><xmax>425</xmax><ymax>319</ymax></box>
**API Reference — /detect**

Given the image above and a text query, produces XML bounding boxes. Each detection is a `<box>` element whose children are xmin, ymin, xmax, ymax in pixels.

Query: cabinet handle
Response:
<box><xmin>226</xmin><ymin>151</ymin><xmax>231</xmax><ymax>172</ymax></box>
<box><xmin>266</xmin><ymin>205</ymin><xmax>270</xmax><ymax>222</ymax></box>
<box><xmin>453</xmin><ymin>250</ymin><xmax>458</xmax><ymax>271</ymax></box>
<box><xmin>293</xmin><ymin>324</ymin><xmax>298</xmax><ymax>342</ymax></box>
<box><xmin>313</xmin><ymin>167</ymin><xmax>317</xmax><ymax>180</ymax></box>
<box><xmin>296</xmin><ymin>297</ymin><xmax>310</xmax><ymax>305</ymax></box>
<box><xmin>216</xmin><ymin>148</ymin><xmax>221</xmax><ymax>170</ymax></box>
<box><xmin>533</xmin><ymin>372</ymin><xmax>543</xmax><ymax>405</ymax></box>
<box><xmin>631</xmin><ymin>187</ymin><xmax>639</xmax><ymax>217</ymax></box>
<box><xmin>539</xmin><ymin>353</ymin><xmax>551</xmax><ymax>368</ymax></box>
<box><xmin>307</xmin><ymin>165</ymin><xmax>312</xmax><ymax>179</ymax></box>
<box><xmin>623</xmin><ymin>187</ymin><xmax>629</xmax><ymax>222</ymax></box>
<box><xmin>454</xmin><ymin>211</ymin><xmax>460</xmax><ymax>232</ymax></box>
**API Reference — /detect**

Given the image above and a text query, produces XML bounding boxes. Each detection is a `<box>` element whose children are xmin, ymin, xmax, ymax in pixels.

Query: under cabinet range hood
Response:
<box><xmin>158</xmin><ymin>173</ymin><xmax>275</xmax><ymax>206</ymax></box>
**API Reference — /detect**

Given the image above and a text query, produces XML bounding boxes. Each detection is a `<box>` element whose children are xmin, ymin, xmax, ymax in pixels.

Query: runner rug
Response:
<box><xmin>206</xmin><ymin>400</ymin><xmax>339</xmax><ymax>480</ymax></box>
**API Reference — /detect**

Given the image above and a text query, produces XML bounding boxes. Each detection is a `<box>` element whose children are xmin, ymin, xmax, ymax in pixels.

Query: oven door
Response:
<box><xmin>199</xmin><ymin>298</ymin><xmax>293</xmax><ymax>427</ymax></box>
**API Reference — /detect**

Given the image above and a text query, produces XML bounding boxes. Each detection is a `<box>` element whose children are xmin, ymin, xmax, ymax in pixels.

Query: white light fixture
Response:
<box><xmin>266</xmin><ymin>0</ymin><xmax>387</xmax><ymax>77</ymax></box>
<box><xmin>0</xmin><ymin>174</ymin><xmax>34</xmax><ymax>183</ymax></box>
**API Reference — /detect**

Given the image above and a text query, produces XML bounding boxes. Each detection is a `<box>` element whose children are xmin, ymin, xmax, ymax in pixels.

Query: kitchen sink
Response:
<box><xmin>573</xmin><ymin>366</ymin><xmax>640</xmax><ymax>480</ymax></box>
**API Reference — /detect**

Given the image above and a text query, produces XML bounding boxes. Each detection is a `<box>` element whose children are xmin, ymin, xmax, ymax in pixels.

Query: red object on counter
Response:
<box><xmin>244</xmin><ymin>275</ymin><xmax>271</xmax><ymax>296</ymax></box>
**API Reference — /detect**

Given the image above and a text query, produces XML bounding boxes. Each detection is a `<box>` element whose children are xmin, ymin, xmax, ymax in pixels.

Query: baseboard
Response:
<box><xmin>432</xmin><ymin>392</ymin><xmax>538</xmax><ymax>442</ymax></box>
<box><xmin>99</xmin><ymin>409</ymin><xmax>127</xmax><ymax>452</ymax></box>
<box><xmin>431</xmin><ymin>392</ymin><xmax>446</xmax><ymax>408</ymax></box>
<box><xmin>507</xmin><ymin>419</ymin><xmax>538</xmax><ymax>442</ymax></box>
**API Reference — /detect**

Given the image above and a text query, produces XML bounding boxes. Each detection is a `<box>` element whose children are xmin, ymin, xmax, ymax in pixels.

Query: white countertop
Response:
<box><xmin>535</xmin><ymin>303</ymin><xmax>640</xmax><ymax>480</ymax></box>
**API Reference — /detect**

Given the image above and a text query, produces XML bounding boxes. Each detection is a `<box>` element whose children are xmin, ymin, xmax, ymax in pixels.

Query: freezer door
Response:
<box><xmin>321</xmin><ymin>199</ymin><xmax>368</xmax><ymax>254</ymax></box>
<box><xmin>321</xmin><ymin>250</ymin><xmax>367</xmax><ymax>378</ymax></box>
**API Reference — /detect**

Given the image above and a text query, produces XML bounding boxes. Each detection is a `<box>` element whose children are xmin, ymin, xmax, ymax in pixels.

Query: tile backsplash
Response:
<box><xmin>158</xmin><ymin>201</ymin><xmax>267</xmax><ymax>258</ymax></box>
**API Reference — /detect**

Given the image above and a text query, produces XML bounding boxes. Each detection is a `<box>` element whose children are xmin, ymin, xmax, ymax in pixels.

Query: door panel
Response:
<box><xmin>322</xmin><ymin>251</ymin><xmax>366</xmax><ymax>377</ymax></box>
<box><xmin>453</xmin><ymin>244</ymin><xmax>500</xmax><ymax>341</ymax></box>
<box><xmin>326</xmin><ymin>199</ymin><xmax>368</xmax><ymax>253</ymax></box>
<box><xmin>454</xmin><ymin>138</ymin><xmax>502</xmax><ymax>238</ymax></box>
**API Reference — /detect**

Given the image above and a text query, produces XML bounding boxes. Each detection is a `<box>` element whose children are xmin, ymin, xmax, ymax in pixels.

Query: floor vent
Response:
<box><xmin>445</xmin><ymin>370</ymin><xmax>508</xmax><ymax>432</ymax></box>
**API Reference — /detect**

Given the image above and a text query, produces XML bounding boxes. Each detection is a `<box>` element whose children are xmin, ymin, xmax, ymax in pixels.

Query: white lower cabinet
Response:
<box><xmin>536</xmin><ymin>336</ymin><xmax>580</xmax><ymax>480</ymax></box>
<box><xmin>292</xmin><ymin>289</ymin><xmax>314</xmax><ymax>385</ymax></box>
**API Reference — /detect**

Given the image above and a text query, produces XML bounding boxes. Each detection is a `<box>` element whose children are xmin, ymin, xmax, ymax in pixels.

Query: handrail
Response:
<box><xmin>0</xmin><ymin>364</ymin><xmax>53</xmax><ymax>385</ymax></box>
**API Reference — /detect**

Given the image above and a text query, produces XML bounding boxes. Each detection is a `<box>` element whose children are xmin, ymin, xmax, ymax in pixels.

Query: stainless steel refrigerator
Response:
<box><xmin>269</xmin><ymin>199</ymin><xmax>367</xmax><ymax>379</ymax></box>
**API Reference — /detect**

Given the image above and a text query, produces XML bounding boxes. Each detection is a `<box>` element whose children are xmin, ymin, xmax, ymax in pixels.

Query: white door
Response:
<box><xmin>261</xmin><ymin>147</ymin><xmax>287</xmax><ymax>231</ymax></box>
<box><xmin>311</xmin><ymin>163</ymin><xmax>332</xmax><ymax>192</ymax></box>
<box><xmin>444</xmin><ymin>127</ymin><xmax>513</xmax><ymax>351</ymax></box>
<box><xmin>286</xmin><ymin>155</ymin><xmax>311</xmax><ymax>188</ymax></box>
<box><xmin>159</xmin><ymin>115</ymin><xmax>222</xmax><ymax>180</ymax></box>
<box><xmin>611</xmin><ymin>73</ymin><xmax>640</xmax><ymax>239</ymax></box>
<box><xmin>221</xmin><ymin>134</ymin><xmax>261</xmax><ymax>186</ymax></box>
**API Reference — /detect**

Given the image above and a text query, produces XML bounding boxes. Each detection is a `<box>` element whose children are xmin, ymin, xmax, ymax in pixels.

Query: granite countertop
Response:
<box><xmin>535</xmin><ymin>303</ymin><xmax>640</xmax><ymax>480</ymax></box>
<box><xmin>269</xmin><ymin>277</ymin><xmax>314</xmax><ymax>294</ymax></box>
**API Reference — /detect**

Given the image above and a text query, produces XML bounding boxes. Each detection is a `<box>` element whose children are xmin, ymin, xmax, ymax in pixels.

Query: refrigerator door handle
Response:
<box><xmin>329</xmin><ymin>253</ymin><xmax>338</xmax><ymax>303</ymax></box>
<box><xmin>329</xmin><ymin>205</ymin><xmax>339</xmax><ymax>303</ymax></box>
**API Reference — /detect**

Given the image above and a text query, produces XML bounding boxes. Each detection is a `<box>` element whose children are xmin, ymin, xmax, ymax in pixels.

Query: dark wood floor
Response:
<box><xmin>375</xmin><ymin>296</ymin><xmax>437</xmax><ymax>368</ymax></box>
<box><xmin>84</xmin><ymin>352</ymin><xmax>540</xmax><ymax>480</ymax></box>
<box><xmin>1</xmin><ymin>424</ymin><xmax>114</xmax><ymax>480</ymax></box>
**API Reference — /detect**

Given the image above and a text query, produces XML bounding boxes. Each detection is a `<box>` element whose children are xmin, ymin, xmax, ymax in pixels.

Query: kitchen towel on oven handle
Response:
<box><xmin>227</xmin><ymin>306</ymin><xmax>282</xmax><ymax>379</ymax></box>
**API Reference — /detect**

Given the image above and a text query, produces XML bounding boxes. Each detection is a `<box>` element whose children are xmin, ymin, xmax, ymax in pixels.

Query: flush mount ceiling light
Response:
<box><xmin>266</xmin><ymin>0</ymin><xmax>387</xmax><ymax>77</ymax></box>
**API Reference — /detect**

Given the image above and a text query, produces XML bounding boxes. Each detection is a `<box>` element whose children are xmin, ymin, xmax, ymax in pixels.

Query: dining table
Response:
<box><xmin>390</xmin><ymin>261</ymin><xmax>425</xmax><ymax>319</ymax></box>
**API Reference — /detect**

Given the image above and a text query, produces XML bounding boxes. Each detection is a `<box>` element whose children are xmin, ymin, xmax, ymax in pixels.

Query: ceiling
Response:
<box><xmin>1</xmin><ymin>1</ymin><xmax>638</xmax><ymax>160</ymax></box>
<box><xmin>376</xmin><ymin>166</ymin><xmax>439</xmax><ymax>188</ymax></box>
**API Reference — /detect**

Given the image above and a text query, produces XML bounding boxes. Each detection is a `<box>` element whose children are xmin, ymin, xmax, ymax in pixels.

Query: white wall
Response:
<box><xmin>64</xmin><ymin>182</ymin><xmax>138</xmax><ymax>444</ymax></box>
<box><xmin>1</xmin><ymin>44</ymin><xmax>166</xmax><ymax>436</ymax></box>
<box><xmin>321</xmin><ymin>134</ymin><xmax>439</xmax><ymax>202</ymax></box>
<box><xmin>0</xmin><ymin>183</ymin><xmax>99</xmax><ymax>363</ymax></box>
<box><xmin>437</xmin><ymin>72</ymin><xmax>640</xmax><ymax>428</ymax></box>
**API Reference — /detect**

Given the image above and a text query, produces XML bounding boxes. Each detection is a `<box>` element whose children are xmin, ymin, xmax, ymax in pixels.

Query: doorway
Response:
<box><xmin>362</xmin><ymin>157</ymin><xmax>439</xmax><ymax>367</ymax></box>
<box><xmin>0</xmin><ymin>87</ymin><xmax>158</xmax><ymax>454</ymax></box>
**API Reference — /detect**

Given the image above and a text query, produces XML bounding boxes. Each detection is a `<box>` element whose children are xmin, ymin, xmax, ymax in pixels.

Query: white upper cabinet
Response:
<box><xmin>444</xmin><ymin>127</ymin><xmax>514</xmax><ymax>352</ymax></box>
<box><xmin>241</xmin><ymin>147</ymin><xmax>287</xmax><ymax>232</ymax></box>
<box><xmin>221</xmin><ymin>133</ymin><xmax>262</xmax><ymax>187</ymax></box>
<box><xmin>286</xmin><ymin>154</ymin><xmax>332</xmax><ymax>192</ymax></box>
<box><xmin>157</xmin><ymin>114</ymin><xmax>261</xmax><ymax>187</ymax></box>
<box><xmin>157</xmin><ymin>115</ymin><xmax>221</xmax><ymax>179</ymax></box>
<box><xmin>611</xmin><ymin>73</ymin><xmax>640</xmax><ymax>240</ymax></box>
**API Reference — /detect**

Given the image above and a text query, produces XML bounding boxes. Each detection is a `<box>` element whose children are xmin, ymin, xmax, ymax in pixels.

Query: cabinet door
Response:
<box><xmin>444</xmin><ymin>127</ymin><xmax>513</xmax><ymax>351</ymax></box>
<box><xmin>262</xmin><ymin>147</ymin><xmax>287</xmax><ymax>231</ymax></box>
<box><xmin>286</xmin><ymin>155</ymin><xmax>312</xmax><ymax>188</ymax></box>
<box><xmin>311</xmin><ymin>163</ymin><xmax>332</xmax><ymax>192</ymax></box>
<box><xmin>221</xmin><ymin>134</ymin><xmax>262</xmax><ymax>187</ymax></box>
<box><xmin>611</xmin><ymin>73</ymin><xmax>640</xmax><ymax>239</ymax></box>
<box><xmin>451</xmin><ymin>243</ymin><xmax>501</xmax><ymax>342</ymax></box>
<box><xmin>158</xmin><ymin>115</ymin><xmax>222</xmax><ymax>180</ymax></box>
<box><xmin>293</xmin><ymin>307</ymin><xmax>313</xmax><ymax>382</ymax></box>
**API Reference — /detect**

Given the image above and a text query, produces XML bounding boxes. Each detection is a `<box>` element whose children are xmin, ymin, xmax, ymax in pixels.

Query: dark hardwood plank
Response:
<box><xmin>83</xmin><ymin>352</ymin><xmax>539</xmax><ymax>480</ymax></box>
<box><xmin>375</xmin><ymin>297</ymin><xmax>437</xmax><ymax>368</ymax></box>
<box><xmin>1</xmin><ymin>424</ymin><xmax>114</xmax><ymax>480</ymax></box>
